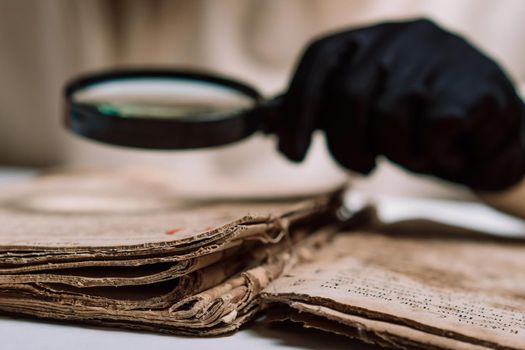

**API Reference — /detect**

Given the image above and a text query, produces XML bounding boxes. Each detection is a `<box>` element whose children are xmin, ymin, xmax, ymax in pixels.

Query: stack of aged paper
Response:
<box><xmin>2</xmin><ymin>169</ymin><xmax>525</xmax><ymax>350</ymax></box>
<box><xmin>0</xmin><ymin>169</ymin><xmax>343</xmax><ymax>335</ymax></box>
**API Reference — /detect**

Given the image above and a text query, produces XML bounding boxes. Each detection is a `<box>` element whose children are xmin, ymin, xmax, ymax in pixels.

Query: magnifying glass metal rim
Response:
<box><xmin>64</xmin><ymin>69</ymin><xmax>267</xmax><ymax>150</ymax></box>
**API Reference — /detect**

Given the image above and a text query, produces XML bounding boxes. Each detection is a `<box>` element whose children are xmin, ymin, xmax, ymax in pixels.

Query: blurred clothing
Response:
<box><xmin>0</xmin><ymin>0</ymin><xmax>524</xmax><ymax>198</ymax></box>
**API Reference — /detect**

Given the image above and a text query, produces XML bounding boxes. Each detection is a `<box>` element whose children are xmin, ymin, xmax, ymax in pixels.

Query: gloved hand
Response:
<box><xmin>278</xmin><ymin>19</ymin><xmax>525</xmax><ymax>191</ymax></box>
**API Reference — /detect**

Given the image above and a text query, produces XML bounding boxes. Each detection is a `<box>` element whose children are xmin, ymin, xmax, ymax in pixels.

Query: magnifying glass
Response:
<box><xmin>64</xmin><ymin>69</ymin><xmax>282</xmax><ymax>149</ymax></box>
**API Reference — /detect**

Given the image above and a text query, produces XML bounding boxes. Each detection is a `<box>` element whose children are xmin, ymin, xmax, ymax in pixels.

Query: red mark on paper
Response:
<box><xmin>204</xmin><ymin>226</ymin><xmax>213</xmax><ymax>231</ymax></box>
<box><xmin>166</xmin><ymin>228</ymin><xmax>183</xmax><ymax>235</ymax></box>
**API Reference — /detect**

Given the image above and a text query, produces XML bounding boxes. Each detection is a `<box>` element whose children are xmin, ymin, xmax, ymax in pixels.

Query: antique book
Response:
<box><xmin>1</xmin><ymin>169</ymin><xmax>524</xmax><ymax>349</ymax></box>
<box><xmin>0</xmin><ymin>168</ymin><xmax>343</xmax><ymax>335</ymax></box>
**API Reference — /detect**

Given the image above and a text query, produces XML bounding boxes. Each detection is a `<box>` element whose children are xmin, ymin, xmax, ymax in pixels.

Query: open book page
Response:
<box><xmin>262</xmin><ymin>228</ymin><xmax>525</xmax><ymax>349</ymax></box>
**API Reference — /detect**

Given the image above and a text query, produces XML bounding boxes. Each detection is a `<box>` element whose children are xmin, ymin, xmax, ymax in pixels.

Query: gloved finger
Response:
<box><xmin>372</xmin><ymin>55</ymin><xmax>441</xmax><ymax>174</ymax></box>
<box><xmin>278</xmin><ymin>32</ymin><xmax>356</xmax><ymax>162</ymax></box>
<box><xmin>358</xmin><ymin>29</ymin><xmax>438</xmax><ymax>174</ymax></box>
<box><xmin>323</xmin><ymin>46</ymin><xmax>387</xmax><ymax>174</ymax></box>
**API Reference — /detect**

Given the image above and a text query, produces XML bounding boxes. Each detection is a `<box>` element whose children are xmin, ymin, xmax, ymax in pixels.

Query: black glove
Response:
<box><xmin>278</xmin><ymin>18</ymin><xmax>525</xmax><ymax>191</ymax></box>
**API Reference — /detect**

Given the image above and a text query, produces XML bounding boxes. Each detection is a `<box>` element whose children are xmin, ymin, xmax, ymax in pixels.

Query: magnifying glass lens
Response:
<box><xmin>73</xmin><ymin>78</ymin><xmax>255</xmax><ymax>119</ymax></box>
<box><xmin>65</xmin><ymin>70</ymin><xmax>268</xmax><ymax>149</ymax></box>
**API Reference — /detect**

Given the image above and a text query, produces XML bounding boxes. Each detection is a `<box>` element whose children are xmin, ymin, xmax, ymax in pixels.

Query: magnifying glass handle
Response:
<box><xmin>255</xmin><ymin>95</ymin><xmax>284</xmax><ymax>136</ymax></box>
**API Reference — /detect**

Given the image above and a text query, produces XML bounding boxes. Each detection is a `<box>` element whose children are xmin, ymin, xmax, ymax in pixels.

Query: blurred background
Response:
<box><xmin>0</xmin><ymin>0</ymin><xmax>524</xmax><ymax>199</ymax></box>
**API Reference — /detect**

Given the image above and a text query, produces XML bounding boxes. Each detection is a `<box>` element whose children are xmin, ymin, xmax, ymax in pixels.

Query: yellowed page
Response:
<box><xmin>263</xmin><ymin>230</ymin><xmax>525</xmax><ymax>349</ymax></box>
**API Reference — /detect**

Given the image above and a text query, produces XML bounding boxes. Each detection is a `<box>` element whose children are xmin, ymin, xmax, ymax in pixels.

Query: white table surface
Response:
<box><xmin>0</xmin><ymin>167</ymin><xmax>523</xmax><ymax>350</ymax></box>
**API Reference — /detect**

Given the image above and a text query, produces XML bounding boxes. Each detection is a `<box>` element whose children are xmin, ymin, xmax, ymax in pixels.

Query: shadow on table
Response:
<box><xmin>249</xmin><ymin>320</ymin><xmax>381</xmax><ymax>350</ymax></box>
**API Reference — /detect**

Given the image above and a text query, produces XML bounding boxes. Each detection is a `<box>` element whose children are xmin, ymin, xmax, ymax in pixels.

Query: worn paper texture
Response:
<box><xmin>263</xmin><ymin>229</ymin><xmax>525</xmax><ymax>349</ymax></box>
<box><xmin>0</xmin><ymin>168</ymin><xmax>342</xmax><ymax>335</ymax></box>
<box><xmin>0</xmin><ymin>169</ymin><xmax>339</xmax><ymax>249</ymax></box>
<box><xmin>267</xmin><ymin>302</ymin><xmax>492</xmax><ymax>350</ymax></box>
<box><xmin>0</xmin><ymin>225</ymin><xmax>336</xmax><ymax>335</ymax></box>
